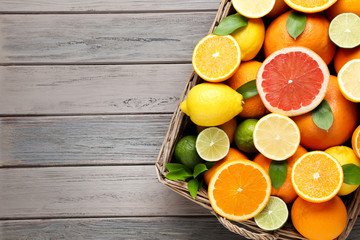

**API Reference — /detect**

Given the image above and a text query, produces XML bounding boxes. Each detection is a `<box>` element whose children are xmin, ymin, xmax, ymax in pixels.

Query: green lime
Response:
<box><xmin>329</xmin><ymin>13</ymin><xmax>360</xmax><ymax>48</ymax></box>
<box><xmin>195</xmin><ymin>127</ymin><xmax>230</xmax><ymax>162</ymax></box>
<box><xmin>234</xmin><ymin>119</ymin><xmax>258</xmax><ymax>153</ymax></box>
<box><xmin>254</xmin><ymin>196</ymin><xmax>289</xmax><ymax>231</ymax></box>
<box><xmin>174</xmin><ymin>135</ymin><xmax>202</xmax><ymax>170</ymax></box>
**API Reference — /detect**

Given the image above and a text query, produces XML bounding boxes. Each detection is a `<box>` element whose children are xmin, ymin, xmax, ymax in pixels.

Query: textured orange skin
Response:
<box><xmin>204</xmin><ymin>148</ymin><xmax>248</xmax><ymax>185</ymax></box>
<box><xmin>225</xmin><ymin>61</ymin><xmax>269</xmax><ymax>118</ymax></box>
<box><xmin>264</xmin><ymin>11</ymin><xmax>336</xmax><ymax>65</ymax></box>
<box><xmin>291</xmin><ymin>196</ymin><xmax>347</xmax><ymax>240</ymax></box>
<box><xmin>292</xmin><ymin>76</ymin><xmax>359</xmax><ymax>150</ymax></box>
<box><xmin>253</xmin><ymin>145</ymin><xmax>307</xmax><ymax>203</ymax></box>
<box><xmin>266</xmin><ymin>0</ymin><xmax>289</xmax><ymax>18</ymax></box>
<box><xmin>326</xmin><ymin>0</ymin><xmax>360</xmax><ymax>21</ymax></box>
<box><xmin>334</xmin><ymin>46</ymin><xmax>360</xmax><ymax>73</ymax></box>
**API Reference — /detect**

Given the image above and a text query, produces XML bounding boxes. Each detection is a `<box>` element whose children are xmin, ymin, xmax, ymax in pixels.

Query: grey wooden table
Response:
<box><xmin>0</xmin><ymin>1</ymin><xmax>360</xmax><ymax>239</ymax></box>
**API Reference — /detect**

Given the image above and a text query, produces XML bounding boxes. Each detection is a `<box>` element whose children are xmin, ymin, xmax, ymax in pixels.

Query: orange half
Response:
<box><xmin>291</xmin><ymin>151</ymin><xmax>343</xmax><ymax>203</ymax></box>
<box><xmin>208</xmin><ymin>159</ymin><xmax>271</xmax><ymax>221</ymax></box>
<box><xmin>284</xmin><ymin>0</ymin><xmax>337</xmax><ymax>13</ymax></box>
<box><xmin>192</xmin><ymin>34</ymin><xmax>241</xmax><ymax>82</ymax></box>
<box><xmin>352</xmin><ymin>125</ymin><xmax>360</xmax><ymax>159</ymax></box>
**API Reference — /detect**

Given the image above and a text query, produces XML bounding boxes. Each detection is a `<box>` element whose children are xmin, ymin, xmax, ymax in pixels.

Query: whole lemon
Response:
<box><xmin>180</xmin><ymin>83</ymin><xmax>243</xmax><ymax>126</ymax></box>
<box><xmin>231</xmin><ymin>17</ymin><xmax>265</xmax><ymax>61</ymax></box>
<box><xmin>325</xmin><ymin>146</ymin><xmax>360</xmax><ymax>196</ymax></box>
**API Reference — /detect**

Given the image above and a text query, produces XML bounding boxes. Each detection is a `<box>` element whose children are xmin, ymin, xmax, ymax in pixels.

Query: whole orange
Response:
<box><xmin>264</xmin><ymin>11</ymin><xmax>336</xmax><ymax>65</ymax></box>
<box><xmin>292</xmin><ymin>75</ymin><xmax>359</xmax><ymax>150</ymax></box>
<box><xmin>291</xmin><ymin>196</ymin><xmax>347</xmax><ymax>240</ymax></box>
<box><xmin>225</xmin><ymin>61</ymin><xmax>269</xmax><ymax>118</ymax></box>
<box><xmin>334</xmin><ymin>46</ymin><xmax>360</xmax><ymax>73</ymax></box>
<box><xmin>326</xmin><ymin>0</ymin><xmax>360</xmax><ymax>21</ymax></box>
<box><xmin>253</xmin><ymin>145</ymin><xmax>307</xmax><ymax>203</ymax></box>
<box><xmin>204</xmin><ymin>148</ymin><xmax>248</xmax><ymax>185</ymax></box>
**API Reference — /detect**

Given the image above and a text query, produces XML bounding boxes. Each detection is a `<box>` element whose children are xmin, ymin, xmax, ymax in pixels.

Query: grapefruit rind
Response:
<box><xmin>208</xmin><ymin>159</ymin><xmax>271</xmax><ymax>221</ymax></box>
<box><xmin>291</xmin><ymin>151</ymin><xmax>344</xmax><ymax>203</ymax></box>
<box><xmin>257</xmin><ymin>47</ymin><xmax>330</xmax><ymax>116</ymax></box>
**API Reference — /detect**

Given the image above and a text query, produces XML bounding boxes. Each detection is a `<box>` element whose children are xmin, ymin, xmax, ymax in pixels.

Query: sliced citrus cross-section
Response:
<box><xmin>254</xmin><ymin>196</ymin><xmax>289</xmax><ymax>231</ymax></box>
<box><xmin>208</xmin><ymin>159</ymin><xmax>271</xmax><ymax>221</ymax></box>
<box><xmin>232</xmin><ymin>0</ymin><xmax>276</xmax><ymax>18</ymax></box>
<box><xmin>192</xmin><ymin>34</ymin><xmax>241</xmax><ymax>82</ymax></box>
<box><xmin>329</xmin><ymin>12</ymin><xmax>360</xmax><ymax>48</ymax></box>
<box><xmin>291</xmin><ymin>151</ymin><xmax>344</xmax><ymax>203</ymax></box>
<box><xmin>253</xmin><ymin>113</ymin><xmax>300</xmax><ymax>161</ymax></box>
<box><xmin>352</xmin><ymin>125</ymin><xmax>360</xmax><ymax>159</ymax></box>
<box><xmin>284</xmin><ymin>0</ymin><xmax>337</xmax><ymax>13</ymax></box>
<box><xmin>338</xmin><ymin>59</ymin><xmax>360</xmax><ymax>102</ymax></box>
<box><xmin>195</xmin><ymin>127</ymin><xmax>230</xmax><ymax>162</ymax></box>
<box><xmin>257</xmin><ymin>47</ymin><xmax>330</xmax><ymax>116</ymax></box>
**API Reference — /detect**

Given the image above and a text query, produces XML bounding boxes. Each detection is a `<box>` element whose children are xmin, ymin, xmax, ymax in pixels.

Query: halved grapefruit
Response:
<box><xmin>257</xmin><ymin>47</ymin><xmax>330</xmax><ymax>116</ymax></box>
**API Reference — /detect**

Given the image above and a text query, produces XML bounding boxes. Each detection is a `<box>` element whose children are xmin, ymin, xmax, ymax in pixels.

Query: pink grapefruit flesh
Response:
<box><xmin>257</xmin><ymin>47</ymin><xmax>330</xmax><ymax>116</ymax></box>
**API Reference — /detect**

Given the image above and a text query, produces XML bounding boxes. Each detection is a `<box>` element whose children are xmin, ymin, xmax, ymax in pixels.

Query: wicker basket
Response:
<box><xmin>155</xmin><ymin>0</ymin><xmax>360</xmax><ymax>239</ymax></box>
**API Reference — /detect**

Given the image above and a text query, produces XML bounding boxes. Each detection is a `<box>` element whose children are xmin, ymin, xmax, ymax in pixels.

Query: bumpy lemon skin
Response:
<box><xmin>325</xmin><ymin>146</ymin><xmax>360</xmax><ymax>196</ymax></box>
<box><xmin>180</xmin><ymin>83</ymin><xmax>243</xmax><ymax>127</ymax></box>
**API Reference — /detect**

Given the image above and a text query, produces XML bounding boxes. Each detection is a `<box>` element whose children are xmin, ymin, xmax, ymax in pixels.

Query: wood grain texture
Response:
<box><xmin>0</xmin><ymin>13</ymin><xmax>215</xmax><ymax>64</ymax></box>
<box><xmin>0</xmin><ymin>0</ymin><xmax>220</xmax><ymax>12</ymax></box>
<box><xmin>0</xmin><ymin>65</ymin><xmax>191</xmax><ymax>115</ymax></box>
<box><xmin>0</xmin><ymin>217</ymin><xmax>244</xmax><ymax>240</ymax></box>
<box><xmin>0</xmin><ymin>115</ymin><xmax>173</xmax><ymax>166</ymax></box>
<box><xmin>0</xmin><ymin>165</ymin><xmax>210</xmax><ymax>219</ymax></box>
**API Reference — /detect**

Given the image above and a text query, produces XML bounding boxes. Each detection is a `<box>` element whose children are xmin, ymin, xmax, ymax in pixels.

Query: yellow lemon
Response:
<box><xmin>180</xmin><ymin>83</ymin><xmax>243</xmax><ymax>126</ymax></box>
<box><xmin>325</xmin><ymin>146</ymin><xmax>360</xmax><ymax>196</ymax></box>
<box><xmin>231</xmin><ymin>17</ymin><xmax>265</xmax><ymax>61</ymax></box>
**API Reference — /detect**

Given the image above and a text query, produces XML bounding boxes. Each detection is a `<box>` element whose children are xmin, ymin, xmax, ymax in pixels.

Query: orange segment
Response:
<box><xmin>352</xmin><ymin>125</ymin><xmax>360</xmax><ymax>159</ymax></box>
<box><xmin>192</xmin><ymin>35</ymin><xmax>241</xmax><ymax>82</ymax></box>
<box><xmin>291</xmin><ymin>151</ymin><xmax>343</xmax><ymax>203</ymax></box>
<box><xmin>284</xmin><ymin>0</ymin><xmax>337</xmax><ymax>13</ymax></box>
<box><xmin>208</xmin><ymin>159</ymin><xmax>271</xmax><ymax>221</ymax></box>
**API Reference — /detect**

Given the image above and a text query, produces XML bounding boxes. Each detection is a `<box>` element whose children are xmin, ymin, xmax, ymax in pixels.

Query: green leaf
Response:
<box><xmin>165</xmin><ymin>169</ymin><xmax>193</xmax><ymax>181</ymax></box>
<box><xmin>287</xmin><ymin>12</ymin><xmax>307</xmax><ymax>40</ymax></box>
<box><xmin>193</xmin><ymin>164</ymin><xmax>208</xmax><ymax>178</ymax></box>
<box><xmin>311</xmin><ymin>100</ymin><xmax>334</xmax><ymax>131</ymax></box>
<box><xmin>197</xmin><ymin>178</ymin><xmax>204</xmax><ymax>191</ymax></box>
<box><xmin>343</xmin><ymin>164</ymin><xmax>360</xmax><ymax>185</ymax></box>
<box><xmin>269</xmin><ymin>161</ymin><xmax>287</xmax><ymax>190</ymax></box>
<box><xmin>165</xmin><ymin>163</ymin><xmax>188</xmax><ymax>172</ymax></box>
<box><xmin>204</xmin><ymin>161</ymin><xmax>216</xmax><ymax>170</ymax></box>
<box><xmin>213</xmin><ymin>14</ymin><xmax>248</xmax><ymax>36</ymax></box>
<box><xmin>188</xmin><ymin>178</ymin><xmax>200</xmax><ymax>199</ymax></box>
<box><xmin>236</xmin><ymin>80</ymin><xmax>258</xmax><ymax>100</ymax></box>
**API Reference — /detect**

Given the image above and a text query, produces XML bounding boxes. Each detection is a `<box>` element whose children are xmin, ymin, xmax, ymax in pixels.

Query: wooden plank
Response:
<box><xmin>0</xmin><ymin>115</ymin><xmax>174</xmax><ymax>166</ymax></box>
<box><xmin>1</xmin><ymin>217</ymin><xmax>360</xmax><ymax>240</ymax></box>
<box><xmin>0</xmin><ymin>165</ymin><xmax>210</xmax><ymax>219</ymax></box>
<box><xmin>0</xmin><ymin>217</ymin><xmax>244</xmax><ymax>240</ymax></box>
<box><xmin>0</xmin><ymin>64</ymin><xmax>191</xmax><ymax>115</ymax></box>
<box><xmin>0</xmin><ymin>0</ymin><xmax>220</xmax><ymax>12</ymax></box>
<box><xmin>0</xmin><ymin>13</ymin><xmax>215</xmax><ymax>64</ymax></box>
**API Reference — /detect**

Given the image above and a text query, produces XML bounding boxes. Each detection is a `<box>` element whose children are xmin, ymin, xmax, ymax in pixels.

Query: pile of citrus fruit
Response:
<box><xmin>166</xmin><ymin>0</ymin><xmax>360</xmax><ymax>239</ymax></box>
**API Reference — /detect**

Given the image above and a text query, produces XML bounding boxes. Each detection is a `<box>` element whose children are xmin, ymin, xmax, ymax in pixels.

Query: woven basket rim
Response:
<box><xmin>155</xmin><ymin>0</ymin><xmax>360</xmax><ymax>239</ymax></box>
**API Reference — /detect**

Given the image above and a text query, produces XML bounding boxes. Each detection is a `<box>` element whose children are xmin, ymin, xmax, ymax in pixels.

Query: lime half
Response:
<box><xmin>254</xmin><ymin>196</ymin><xmax>289</xmax><ymax>231</ymax></box>
<box><xmin>329</xmin><ymin>13</ymin><xmax>360</xmax><ymax>48</ymax></box>
<box><xmin>196</xmin><ymin>127</ymin><xmax>230</xmax><ymax>162</ymax></box>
